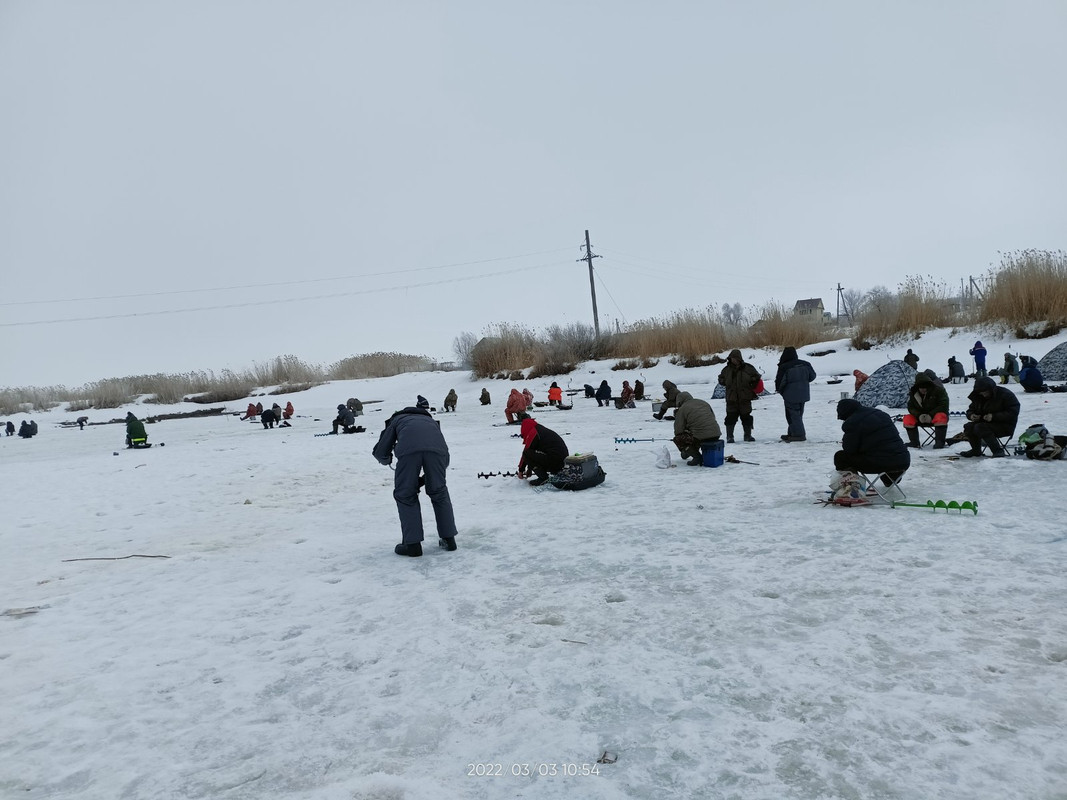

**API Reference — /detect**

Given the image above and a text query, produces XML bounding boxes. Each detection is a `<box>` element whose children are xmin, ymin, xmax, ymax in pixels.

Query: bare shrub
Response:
<box><xmin>0</xmin><ymin>386</ymin><xmax>66</xmax><ymax>415</ymax></box>
<box><xmin>469</xmin><ymin>324</ymin><xmax>541</xmax><ymax>378</ymax></box>
<box><xmin>610</xmin><ymin>308</ymin><xmax>731</xmax><ymax>362</ymax></box>
<box><xmin>330</xmin><ymin>352</ymin><xmax>434</xmax><ymax>380</ymax></box>
<box><xmin>452</xmin><ymin>331</ymin><xmax>479</xmax><ymax>368</ymax></box>
<box><xmin>746</xmin><ymin>302</ymin><xmax>822</xmax><ymax>349</ymax></box>
<box><xmin>250</xmin><ymin>355</ymin><xmax>326</xmax><ymax>387</ymax></box>
<box><xmin>612</xmin><ymin>359</ymin><xmax>641</xmax><ymax>371</ymax></box>
<box><xmin>854</xmin><ymin>276</ymin><xmax>956</xmax><ymax>343</ymax></box>
<box><xmin>978</xmin><ymin>250</ymin><xmax>1067</xmax><ymax>329</ymax></box>
<box><xmin>268</xmin><ymin>382</ymin><xmax>318</xmax><ymax>395</ymax></box>
<box><xmin>527</xmin><ymin>362</ymin><xmax>577</xmax><ymax>380</ymax></box>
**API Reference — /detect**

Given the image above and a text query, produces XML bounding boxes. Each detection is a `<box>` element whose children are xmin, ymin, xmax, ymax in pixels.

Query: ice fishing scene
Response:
<box><xmin>2</xmin><ymin>3</ymin><xmax>1064</xmax><ymax>799</ymax></box>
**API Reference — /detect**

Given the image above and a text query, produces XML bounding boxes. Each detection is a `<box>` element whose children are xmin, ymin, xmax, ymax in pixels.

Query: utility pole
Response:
<box><xmin>579</xmin><ymin>229</ymin><xmax>601</xmax><ymax>337</ymax></box>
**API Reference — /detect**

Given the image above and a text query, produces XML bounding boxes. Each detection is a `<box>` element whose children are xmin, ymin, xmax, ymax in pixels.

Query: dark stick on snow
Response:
<box><xmin>62</xmin><ymin>554</ymin><xmax>172</xmax><ymax>562</ymax></box>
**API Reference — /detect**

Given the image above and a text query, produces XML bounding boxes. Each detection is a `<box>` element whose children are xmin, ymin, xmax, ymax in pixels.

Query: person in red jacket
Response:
<box><xmin>240</xmin><ymin>402</ymin><xmax>257</xmax><ymax>420</ymax></box>
<box><xmin>547</xmin><ymin>382</ymin><xmax>563</xmax><ymax>407</ymax></box>
<box><xmin>617</xmin><ymin>381</ymin><xmax>636</xmax><ymax>408</ymax></box>
<box><xmin>283</xmin><ymin>401</ymin><xmax>294</xmax><ymax>420</ymax></box>
<box><xmin>853</xmin><ymin>370</ymin><xmax>869</xmax><ymax>392</ymax></box>
<box><xmin>505</xmin><ymin>389</ymin><xmax>528</xmax><ymax>424</ymax></box>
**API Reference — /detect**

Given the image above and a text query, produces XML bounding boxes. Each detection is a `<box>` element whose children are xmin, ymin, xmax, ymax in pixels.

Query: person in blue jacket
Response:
<box><xmin>372</xmin><ymin>397</ymin><xmax>458</xmax><ymax>557</ymax></box>
<box><xmin>969</xmin><ymin>341</ymin><xmax>988</xmax><ymax>377</ymax></box>
<box><xmin>1019</xmin><ymin>356</ymin><xmax>1047</xmax><ymax>393</ymax></box>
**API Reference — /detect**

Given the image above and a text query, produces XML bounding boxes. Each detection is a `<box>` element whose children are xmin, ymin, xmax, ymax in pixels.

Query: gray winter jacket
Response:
<box><xmin>674</xmin><ymin>392</ymin><xmax>722</xmax><ymax>441</ymax></box>
<box><xmin>372</xmin><ymin>407</ymin><xmax>450</xmax><ymax>465</ymax></box>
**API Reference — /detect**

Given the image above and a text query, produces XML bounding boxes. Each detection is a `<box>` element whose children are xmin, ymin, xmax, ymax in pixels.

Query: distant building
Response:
<box><xmin>793</xmin><ymin>298</ymin><xmax>825</xmax><ymax>319</ymax></box>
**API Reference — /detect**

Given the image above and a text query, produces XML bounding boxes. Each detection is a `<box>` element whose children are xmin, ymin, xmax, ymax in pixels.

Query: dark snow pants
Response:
<box><xmin>392</xmin><ymin>451</ymin><xmax>458</xmax><ymax>544</ymax></box>
<box><xmin>784</xmin><ymin>400</ymin><xmax>806</xmax><ymax>439</ymax></box>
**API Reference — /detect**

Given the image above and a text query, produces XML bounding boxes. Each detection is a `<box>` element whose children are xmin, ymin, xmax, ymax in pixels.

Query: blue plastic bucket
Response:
<box><xmin>700</xmin><ymin>440</ymin><xmax>724</xmax><ymax>468</ymax></box>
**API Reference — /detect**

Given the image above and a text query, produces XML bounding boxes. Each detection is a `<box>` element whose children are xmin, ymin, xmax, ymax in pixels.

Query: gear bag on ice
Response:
<box><xmin>549</xmin><ymin>453</ymin><xmax>606</xmax><ymax>490</ymax></box>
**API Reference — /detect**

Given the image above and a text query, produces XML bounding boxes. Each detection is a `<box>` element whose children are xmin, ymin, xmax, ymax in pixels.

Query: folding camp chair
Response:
<box><xmin>980</xmin><ymin>433</ymin><xmax>1015</xmax><ymax>456</ymax></box>
<box><xmin>917</xmin><ymin>425</ymin><xmax>937</xmax><ymax>448</ymax></box>
<box><xmin>858</xmin><ymin>471</ymin><xmax>907</xmax><ymax>503</ymax></box>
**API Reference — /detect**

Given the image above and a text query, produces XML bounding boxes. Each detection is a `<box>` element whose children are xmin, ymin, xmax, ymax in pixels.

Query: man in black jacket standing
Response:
<box><xmin>373</xmin><ymin>398</ymin><xmax>458</xmax><ymax>557</ymax></box>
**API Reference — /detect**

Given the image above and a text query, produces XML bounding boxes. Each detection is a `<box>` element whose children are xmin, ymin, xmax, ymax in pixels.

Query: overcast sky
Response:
<box><xmin>2</xmin><ymin>1</ymin><xmax>1064</xmax><ymax>387</ymax></box>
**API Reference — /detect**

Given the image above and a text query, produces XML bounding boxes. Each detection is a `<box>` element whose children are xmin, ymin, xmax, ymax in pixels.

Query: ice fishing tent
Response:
<box><xmin>1036</xmin><ymin>341</ymin><xmax>1067</xmax><ymax>381</ymax></box>
<box><xmin>853</xmin><ymin>361</ymin><xmax>916</xmax><ymax>409</ymax></box>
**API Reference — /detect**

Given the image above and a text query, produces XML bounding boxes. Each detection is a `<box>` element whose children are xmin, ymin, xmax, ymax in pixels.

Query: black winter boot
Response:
<box><xmin>742</xmin><ymin>420</ymin><xmax>755</xmax><ymax>442</ymax></box>
<box><xmin>439</xmin><ymin>537</ymin><xmax>458</xmax><ymax>551</ymax></box>
<box><xmin>906</xmin><ymin>427</ymin><xmax>921</xmax><ymax>448</ymax></box>
<box><xmin>394</xmin><ymin>542</ymin><xmax>423</xmax><ymax>557</ymax></box>
<box><xmin>726</xmin><ymin>425</ymin><xmax>735</xmax><ymax>444</ymax></box>
<box><xmin>933</xmin><ymin>427</ymin><xmax>947</xmax><ymax>449</ymax></box>
<box><xmin>982</xmin><ymin>433</ymin><xmax>1006</xmax><ymax>457</ymax></box>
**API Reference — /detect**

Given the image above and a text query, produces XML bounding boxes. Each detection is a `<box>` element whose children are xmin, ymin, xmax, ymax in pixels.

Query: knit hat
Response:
<box><xmin>416</xmin><ymin>395</ymin><xmax>429</xmax><ymax>409</ymax></box>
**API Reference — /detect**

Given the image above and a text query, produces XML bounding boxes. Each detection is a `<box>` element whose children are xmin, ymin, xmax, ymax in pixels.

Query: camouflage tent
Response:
<box><xmin>1036</xmin><ymin>341</ymin><xmax>1067</xmax><ymax>381</ymax></box>
<box><xmin>854</xmin><ymin>360</ymin><xmax>916</xmax><ymax>409</ymax></box>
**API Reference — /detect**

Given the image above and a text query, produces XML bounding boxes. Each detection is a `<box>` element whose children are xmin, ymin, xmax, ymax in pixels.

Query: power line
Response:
<box><xmin>0</xmin><ymin>246</ymin><xmax>575</xmax><ymax>308</ymax></box>
<box><xmin>0</xmin><ymin>261</ymin><xmax>568</xmax><ymax>328</ymax></box>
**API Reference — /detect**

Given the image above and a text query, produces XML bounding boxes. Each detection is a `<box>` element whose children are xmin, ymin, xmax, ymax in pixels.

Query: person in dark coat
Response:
<box><xmin>653</xmin><ymin>380</ymin><xmax>680</xmax><ymax>420</ymax></box>
<box><xmin>959</xmin><ymin>376</ymin><xmax>1021</xmax><ymax>457</ymax></box>
<box><xmin>594</xmin><ymin>380</ymin><xmax>612</xmax><ymax>407</ymax></box>
<box><xmin>479</xmin><ymin>388</ymin><xmax>491</xmax><ymax>405</ymax></box>
<box><xmin>18</xmin><ymin>420</ymin><xmax>33</xmax><ymax>438</ymax></box>
<box><xmin>903</xmin><ymin>349</ymin><xmax>919</xmax><ymax>370</ymax></box>
<box><xmin>902</xmin><ymin>371</ymin><xmax>950</xmax><ymax>449</ymax></box>
<box><xmin>634</xmin><ymin>379</ymin><xmax>645</xmax><ymax>401</ymax></box>
<box><xmin>333</xmin><ymin>404</ymin><xmax>359</xmax><ymax>434</ymax></box>
<box><xmin>774</xmin><ymin>346</ymin><xmax>816</xmax><ymax>442</ymax></box>
<box><xmin>125</xmin><ymin>412</ymin><xmax>147</xmax><ymax>447</ymax></box>
<box><xmin>947</xmin><ymin>357</ymin><xmax>966</xmax><ymax>384</ymax></box>
<box><xmin>5</xmin><ymin>420</ymin><xmax>15</xmax><ymax>436</ymax></box>
<box><xmin>1018</xmin><ymin>356</ymin><xmax>1046</xmax><ymax>393</ymax></box>
<box><xmin>346</xmin><ymin>397</ymin><xmax>364</xmax><ymax>416</ymax></box>
<box><xmin>261</xmin><ymin>407</ymin><xmax>278</xmax><ymax>429</ymax></box>
<box><xmin>718</xmin><ymin>349</ymin><xmax>761</xmax><ymax>442</ymax></box>
<box><xmin>834</xmin><ymin>399</ymin><xmax>910</xmax><ymax>484</ymax></box>
<box><xmin>372</xmin><ymin>399</ymin><xmax>458</xmax><ymax>556</ymax></box>
<box><xmin>77</xmin><ymin>416</ymin><xmax>89</xmax><ymax>430</ymax></box>
<box><xmin>969</xmin><ymin>341</ymin><xmax>988</xmax><ymax>377</ymax></box>
<box><xmin>443</xmin><ymin>389</ymin><xmax>458</xmax><ymax>412</ymax></box>
<box><xmin>517</xmin><ymin>418</ymin><xmax>569</xmax><ymax>486</ymax></box>
<box><xmin>255</xmin><ymin>402</ymin><xmax>263</xmax><ymax>415</ymax></box>
<box><xmin>583</xmin><ymin>384</ymin><xmax>596</xmax><ymax>398</ymax></box>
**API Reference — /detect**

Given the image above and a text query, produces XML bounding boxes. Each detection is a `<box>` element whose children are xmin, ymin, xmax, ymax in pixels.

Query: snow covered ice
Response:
<box><xmin>3</xmin><ymin>329</ymin><xmax>1066</xmax><ymax>799</ymax></box>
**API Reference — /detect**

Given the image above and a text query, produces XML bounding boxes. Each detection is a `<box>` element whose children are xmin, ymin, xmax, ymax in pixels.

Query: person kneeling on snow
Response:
<box><xmin>673</xmin><ymin>391</ymin><xmax>722</xmax><ymax>466</ymax></box>
<box><xmin>517</xmin><ymin>418</ymin><xmax>569</xmax><ymax>486</ymax></box>
<box><xmin>834</xmin><ymin>399</ymin><xmax>910</xmax><ymax>485</ymax></box>
<box><xmin>959</xmin><ymin>376</ymin><xmax>1020</xmax><ymax>458</ymax></box>
<box><xmin>902</xmin><ymin>371</ymin><xmax>949</xmax><ymax>449</ymax></box>
<box><xmin>125</xmin><ymin>412</ymin><xmax>148</xmax><ymax>448</ymax></box>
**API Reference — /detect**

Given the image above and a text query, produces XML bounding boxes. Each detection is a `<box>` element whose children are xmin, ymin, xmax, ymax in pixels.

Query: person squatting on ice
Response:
<box><xmin>480</xmin><ymin>388</ymin><xmax>491</xmax><ymax>406</ymax></box>
<box><xmin>595</xmin><ymin>380</ymin><xmax>611</xmax><ymax>407</ymax></box>
<box><xmin>547</xmin><ymin>382</ymin><xmax>563</xmax><ymax>407</ymax></box>
<box><xmin>517</xmin><ymin>418</ymin><xmax>569</xmax><ymax>486</ymax></box>
<box><xmin>653</xmin><ymin>379</ymin><xmax>680</xmax><ymax>420</ymax></box>
<box><xmin>774</xmin><ymin>346</ymin><xmax>816</xmax><ymax>442</ymax></box>
<box><xmin>958</xmin><ymin>376</ymin><xmax>1020</xmax><ymax>458</ymax></box>
<box><xmin>902</xmin><ymin>371</ymin><xmax>949</xmax><ymax>449</ymax></box>
<box><xmin>672</xmin><ymin>391</ymin><xmax>722</xmax><ymax>466</ymax></box>
<box><xmin>443</xmin><ymin>389</ymin><xmax>458</xmax><ymax>412</ymax></box>
<box><xmin>505</xmin><ymin>389</ymin><xmax>527</xmax><ymax>424</ymax></box>
<box><xmin>718</xmin><ymin>349</ymin><xmax>761</xmax><ymax>442</ymax></box>
<box><xmin>834</xmin><ymin>399</ymin><xmax>910</xmax><ymax>486</ymax></box>
<box><xmin>333</xmin><ymin>404</ymin><xmax>359</xmax><ymax>434</ymax></box>
<box><xmin>372</xmin><ymin>397</ymin><xmax>458</xmax><ymax>557</ymax></box>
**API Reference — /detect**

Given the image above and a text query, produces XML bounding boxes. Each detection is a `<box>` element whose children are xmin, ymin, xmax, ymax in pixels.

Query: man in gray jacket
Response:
<box><xmin>673</xmin><ymin>391</ymin><xmax>723</xmax><ymax>466</ymax></box>
<box><xmin>372</xmin><ymin>398</ymin><xmax>458</xmax><ymax>557</ymax></box>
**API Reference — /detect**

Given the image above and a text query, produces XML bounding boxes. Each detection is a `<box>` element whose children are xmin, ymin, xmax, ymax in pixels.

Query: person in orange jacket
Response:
<box><xmin>853</xmin><ymin>369</ymin><xmax>870</xmax><ymax>392</ymax></box>
<box><xmin>547</xmin><ymin>382</ymin><xmax>563</xmax><ymax>406</ymax></box>
<box><xmin>240</xmin><ymin>402</ymin><xmax>257</xmax><ymax>420</ymax></box>
<box><xmin>505</xmin><ymin>389</ymin><xmax>528</xmax><ymax>424</ymax></box>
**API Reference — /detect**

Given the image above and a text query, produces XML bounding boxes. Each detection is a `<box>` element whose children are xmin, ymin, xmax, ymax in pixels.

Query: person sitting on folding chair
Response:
<box><xmin>958</xmin><ymin>376</ymin><xmax>1020</xmax><ymax>458</ymax></box>
<box><xmin>834</xmin><ymin>399</ymin><xmax>910</xmax><ymax>486</ymax></box>
<box><xmin>902</xmin><ymin>371</ymin><xmax>950</xmax><ymax>449</ymax></box>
